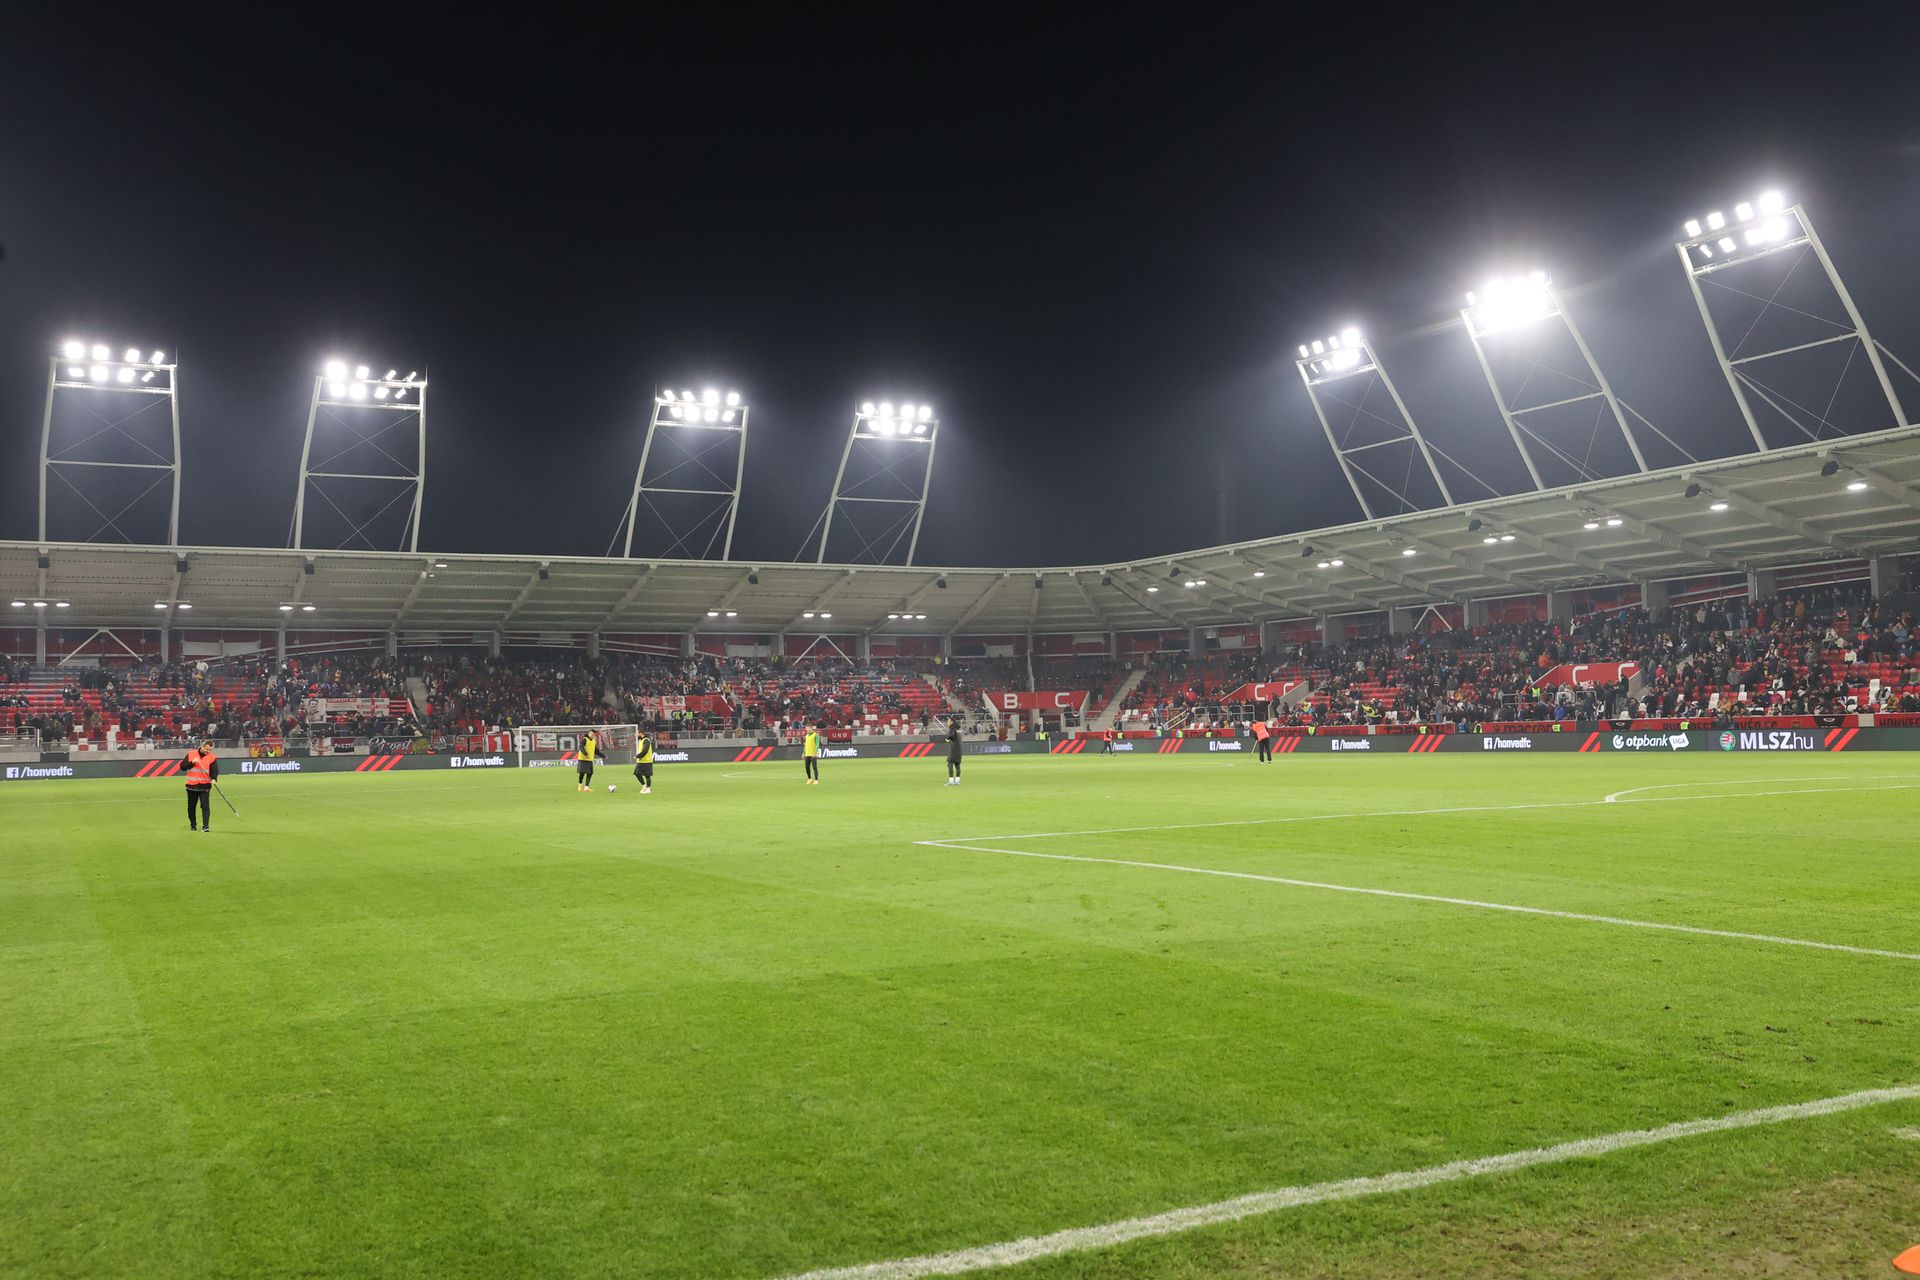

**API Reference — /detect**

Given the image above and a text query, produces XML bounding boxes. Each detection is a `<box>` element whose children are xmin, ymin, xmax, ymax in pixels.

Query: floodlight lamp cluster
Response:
<box><xmin>322</xmin><ymin>360</ymin><xmax>422</xmax><ymax>403</ymax></box>
<box><xmin>1464</xmin><ymin>272</ymin><xmax>1554</xmax><ymax>334</ymax></box>
<box><xmin>60</xmin><ymin>340</ymin><xmax>169</xmax><ymax>385</ymax></box>
<box><xmin>857</xmin><ymin>400</ymin><xmax>934</xmax><ymax>436</ymax></box>
<box><xmin>800</xmin><ymin>610</ymin><xmax>833</xmax><ymax>620</ymax></box>
<box><xmin>886</xmin><ymin>612</ymin><xmax>930</xmax><ymax>620</ymax></box>
<box><xmin>276</xmin><ymin>602</ymin><xmax>319</xmax><ymax>612</ymax></box>
<box><xmin>1296</xmin><ymin>327</ymin><xmax>1365</xmax><ymax>376</ymax></box>
<box><xmin>1681</xmin><ymin>191</ymin><xmax>1793</xmax><ymax>264</ymax></box>
<box><xmin>9</xmin><ymin>598</ymin><xmax>71</xmax><ymax>609</ymax></box>
<box><xmin>660</xmin><ymin>387</ymin><xmax>743</xmax><ymax>424</ymax></box>
<box><xmin>152</xmin><ymin>600</ymin><xmax>194</xmax><ymax>610</ymax></box>
<box><xmin>704</xmin><ymin>608</ymin><xmax>740</xmax><ymax>618</ymax></box>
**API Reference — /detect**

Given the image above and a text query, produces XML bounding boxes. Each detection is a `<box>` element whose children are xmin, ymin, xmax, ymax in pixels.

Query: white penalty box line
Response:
<box><xmin>917</xmin><ymin>781</ymin><xmax>1920</xmax><ymax>964</ymax></box>
<box><xmin>778</xmin><ymin>1082</ymin><xmax>1920</xmax><ymax>1279</ymax></box>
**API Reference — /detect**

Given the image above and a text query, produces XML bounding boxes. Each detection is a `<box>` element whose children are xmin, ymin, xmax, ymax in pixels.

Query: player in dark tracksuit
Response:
<box><xmin>943</xmin><ymin>721</ymin><xmax>963</xmax><ymax>785</ymax></box>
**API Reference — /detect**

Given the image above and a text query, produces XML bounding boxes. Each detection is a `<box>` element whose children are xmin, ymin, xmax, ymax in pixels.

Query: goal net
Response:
<box><xmin>514</xmin><ymin>724</ymin><xmax>639</xmax><ymax>770</ymax></box>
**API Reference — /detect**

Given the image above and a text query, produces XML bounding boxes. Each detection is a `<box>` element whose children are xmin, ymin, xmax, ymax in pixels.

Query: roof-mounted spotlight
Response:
<box><xmin>1467</xmin><ymin>518</ymin><xmax>1483</xmax><ymax>533</ymax></box>
<box><xmin>1684</xmin><ymin>482</ymin><xmax>1702</xmax><ymax>499</ymax></box>
<box><xmin>1819</xmin><ymin>459</ymin><xmax>1840</xmax><ymax>478</ymax></box>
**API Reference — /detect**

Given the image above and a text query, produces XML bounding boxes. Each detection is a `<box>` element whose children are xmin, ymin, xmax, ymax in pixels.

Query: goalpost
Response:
<box><xmin>514</xmin><ymin>724</ymin><xmax>639</xmax><ymax>770</ymax></box>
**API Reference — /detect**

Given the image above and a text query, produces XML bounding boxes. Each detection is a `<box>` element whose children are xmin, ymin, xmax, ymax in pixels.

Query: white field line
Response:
<box><xmin>918</xmin><ymin>781</ymin><xmax>1920</xmax><ymax>963</ymax></box>
<box><xmin>925</xmin><ymin>839</ymin><xmax>1920</xmax><ymax>962</ymax></box>
<box><xmin>925</xmin><ymin>780</ymin><xmax>1920</xmax><ymax>846</ymax></box>
<box><xmin>776</xmin><ymin>1082</ymin><xmax>1920</xmax><ymax>1280</ymax></box>
<box><xmin>1602</xmin><ymin>774</ymin><xmax>1909</xmax><ymax>803</ymax></box>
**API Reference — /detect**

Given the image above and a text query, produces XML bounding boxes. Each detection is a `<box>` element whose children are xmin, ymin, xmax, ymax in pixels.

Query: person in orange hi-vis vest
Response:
<box><xmin>182</xmin><ymin>739</ymin><xmax>218</xmax><ymax>833</ymax></box>
<box><xmin>1252</xmin><ymin>718</ymin><xmax>1273</xmax><ymax>763</ymax></box>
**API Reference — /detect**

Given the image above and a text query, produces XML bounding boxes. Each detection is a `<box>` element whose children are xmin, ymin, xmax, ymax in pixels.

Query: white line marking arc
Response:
<box><xmin>776</xmin><ymin>1083</ymin><xmax>1920</xmax><ymax>1280</ymax></box>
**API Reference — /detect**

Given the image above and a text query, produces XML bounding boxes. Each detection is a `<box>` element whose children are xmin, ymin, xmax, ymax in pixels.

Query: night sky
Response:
<box><xmin>3</xmin><ymin>14</ymin><xmax>1918</xmax><ymax>567</ymax></box>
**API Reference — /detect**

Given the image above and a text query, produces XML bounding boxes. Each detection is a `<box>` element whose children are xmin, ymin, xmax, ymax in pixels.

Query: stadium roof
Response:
<box><xmin>5</xmin><ymin>426</ymin><xmax>1917</xmax><ymax>638</ymax></box>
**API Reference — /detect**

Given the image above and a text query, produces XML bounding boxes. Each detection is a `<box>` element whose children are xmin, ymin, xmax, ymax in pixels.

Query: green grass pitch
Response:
<box><xmin>6</xmin><ymin>751</ymin><xmax>1919</xmax><ymax>1278</ymax></box>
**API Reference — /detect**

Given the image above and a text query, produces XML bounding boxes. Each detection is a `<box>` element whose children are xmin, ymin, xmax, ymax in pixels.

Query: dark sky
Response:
<box><xmin>4</xmin><ymin>13</ymin><xmax>1918</xmax><ymax>567</ymax></box>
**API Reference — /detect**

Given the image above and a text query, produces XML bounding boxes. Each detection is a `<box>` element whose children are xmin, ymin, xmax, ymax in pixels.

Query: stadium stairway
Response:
<box><xmin>1090</xmin><ymin>669</ymin><xmax>1146</xmax><ymax>731</ymax></box>
<box><xmin>923</xmin><ymin>672</ymin><xmax>974</xmax><ymax>720</ymax></box>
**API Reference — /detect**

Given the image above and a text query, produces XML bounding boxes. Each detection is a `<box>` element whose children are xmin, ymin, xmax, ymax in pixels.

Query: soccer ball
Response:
<box><xmin>607</xmin><ymin>784</ymin><xmax>617</xmax><ymax>793</ymax></box>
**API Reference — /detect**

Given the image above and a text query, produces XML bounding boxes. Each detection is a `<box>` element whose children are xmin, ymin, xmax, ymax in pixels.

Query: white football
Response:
<box><xmin>607</xmin><ymin>784</ymin><xmax>618</xmax><ymax>793</ymax></box>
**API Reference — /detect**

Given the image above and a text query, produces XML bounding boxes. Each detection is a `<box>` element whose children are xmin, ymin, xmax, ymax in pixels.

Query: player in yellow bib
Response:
<box><xmin>575</xmin><ymin>730</ymin><xmax>598</xmax><ymax>792</ymax></box>
<box><xmin>803</xmin><ymin>725</ymin><xmax>821</xmax><ymax>785</ymax></box>
<box><xmin>633</xmin><ymin>731</ymin><xmax>655</xmax><ymax>794</ymax></box>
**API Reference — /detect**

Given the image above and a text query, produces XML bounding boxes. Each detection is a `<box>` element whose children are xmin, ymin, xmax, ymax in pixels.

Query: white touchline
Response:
<box><xmin>774</xmin><ymin>1082</ymin><xmax>1920</xmax><ymax>1280</ymax></box>
<box><xmin>925</xmin><ymin>839</ymin><xmax>1920</xmax><ymax>961</ymax></box>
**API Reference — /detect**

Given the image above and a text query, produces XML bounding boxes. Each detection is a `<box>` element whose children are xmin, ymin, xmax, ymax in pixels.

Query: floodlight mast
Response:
<box><xmin>1294</xmin><ymin>331</ymin><xmax>1454</xmax><ymax>519</ymax></box>
<box><xmin>621</xmin><ymin>389</ymin><xmax>750</xmax><ymax>560</ymax></box>
<box><xmin>291</xmin><ymin>364</ymin><xmax>427</xmax><ymax>552</ymax></box>
<box><xmin>38</xmin><ymin>345</ymin><xmax>183</xmax><ymax>546</ymax></box>
<box><xmin>1459</xmin><ymin>274</ymin><xmax>1649</xmax><ymax>490</ymax></box>
<box><xmin>1675</xmin><ymin>196</ymin><xmax>1910</xmax><ymax>449</ymax></box>
<box><xmin>814</xmin><ymin>402</ymin><xmax>940</xmax><ymax>565</ymax></box>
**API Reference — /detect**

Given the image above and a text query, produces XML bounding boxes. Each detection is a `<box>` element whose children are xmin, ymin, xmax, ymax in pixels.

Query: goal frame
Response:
<box><xmin>514</xmin><ymin>724</ymin><xmax>640</xmax><ymax>770</ymax></box>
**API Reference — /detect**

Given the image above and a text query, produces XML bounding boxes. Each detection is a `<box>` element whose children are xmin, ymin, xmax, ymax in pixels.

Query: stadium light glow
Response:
<box><xmin>91</xmin><ymin>344</ymin><xmax>109</xmax><ymax>360</ymax></box>
<box><xmin>1146</xmin><ymin>585</ymin><xmax>1159</xmax><ymax>592</ymax></box>
<box><xmin>702</xmin><ymin>388</ymin><xmax>719</xmax><ymax>406</ymax></box>
<box><xmin>1401</xmin><ymin>547</ymin><xmax>1416</xmax><ymax>557</ymax></box>
<box><xmin>88</xmin><ymin>365</ymin><xmax>108</xmax><ymax>382</ymax></box>
<box><xmin>123</xmin><ymin>347</ymin><xmax>140</xmax><ymax>362</ymax></box>
<box><xmin>1710</xmin><ymin>501</ymin><xmax>1729</xmax><ymax>511</ymax></box>
<box><xmin>1500</xmin><ymin>533</ymin><xmax>1516</xmax><ymax>542</ymax></box>
<box><xmin>1583</xmin><ymin>521</ymin><xmax>1600</xmax><ymax>530</ymax></box>
<box><xmin>1846</xmin><ymin>480</ymin><xmax>1868</xmax><ymax>491</ymax></box>
<box><xmin>301</xmin><ymin>604</ymin><xmax>316</xmax><ymax>612</ymax></box>
<box><xmin>1252</xmin><ymin>569</ymin><xmax>1265</xmax><ymax>577</ymax></box>
<box><xmin>1605</xmin><ymin>517</ymin><xmax>1622</xmax><ymax>527</ymax></box>
<box><xmin>1464</xmin><ymin>271</ymin><xmax>1554</xmax><ymax>334</ymax></box>
<box><xmin>116</xmin><ymin>368</ymin><xmax>134</xmax><ymax>384</ymax></box>
<box><xmin>325</xmin><ymin>360</ymin><xmax>346</xmax><ymax>379</ymax></box>
<box><xmin>62</xmin><ymin>340</ymin><xmax>84</xmax><ymax>359</ymax></box>
<box><xmin>819</xmin><ymin>612</ymin><xmax>831</xmax><ymax>619</ymax></box>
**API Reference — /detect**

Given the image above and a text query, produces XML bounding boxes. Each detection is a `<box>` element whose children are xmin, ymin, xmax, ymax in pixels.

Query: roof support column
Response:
<box><xmin>387</xmin><ymin>629</ymin><xmax>399</xmax><ymax>659</ymax></box>
<box><xmin>1545</xmin><ymin>590</ymin><xmax>1573</xmax><ymax>623</ymax></box>
<box><xmin>1641</xmin><ymin>579</ymin><xmax>1671</xmax><ymax>613</ymax></box>
<box><xmin>1464</xmin><ymin>599</ymin><xmax>1489</xmax><ymax>628</ymax></box>
<box><xmin>1869</xmin><ymin>556</ymin><xmax>1900</xmax><ymax>598</ymax></box>
<box><xmin>1746</xmin><ymin>570</ymin><xmax>1777</xmax><ymax>604</ymax></box>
